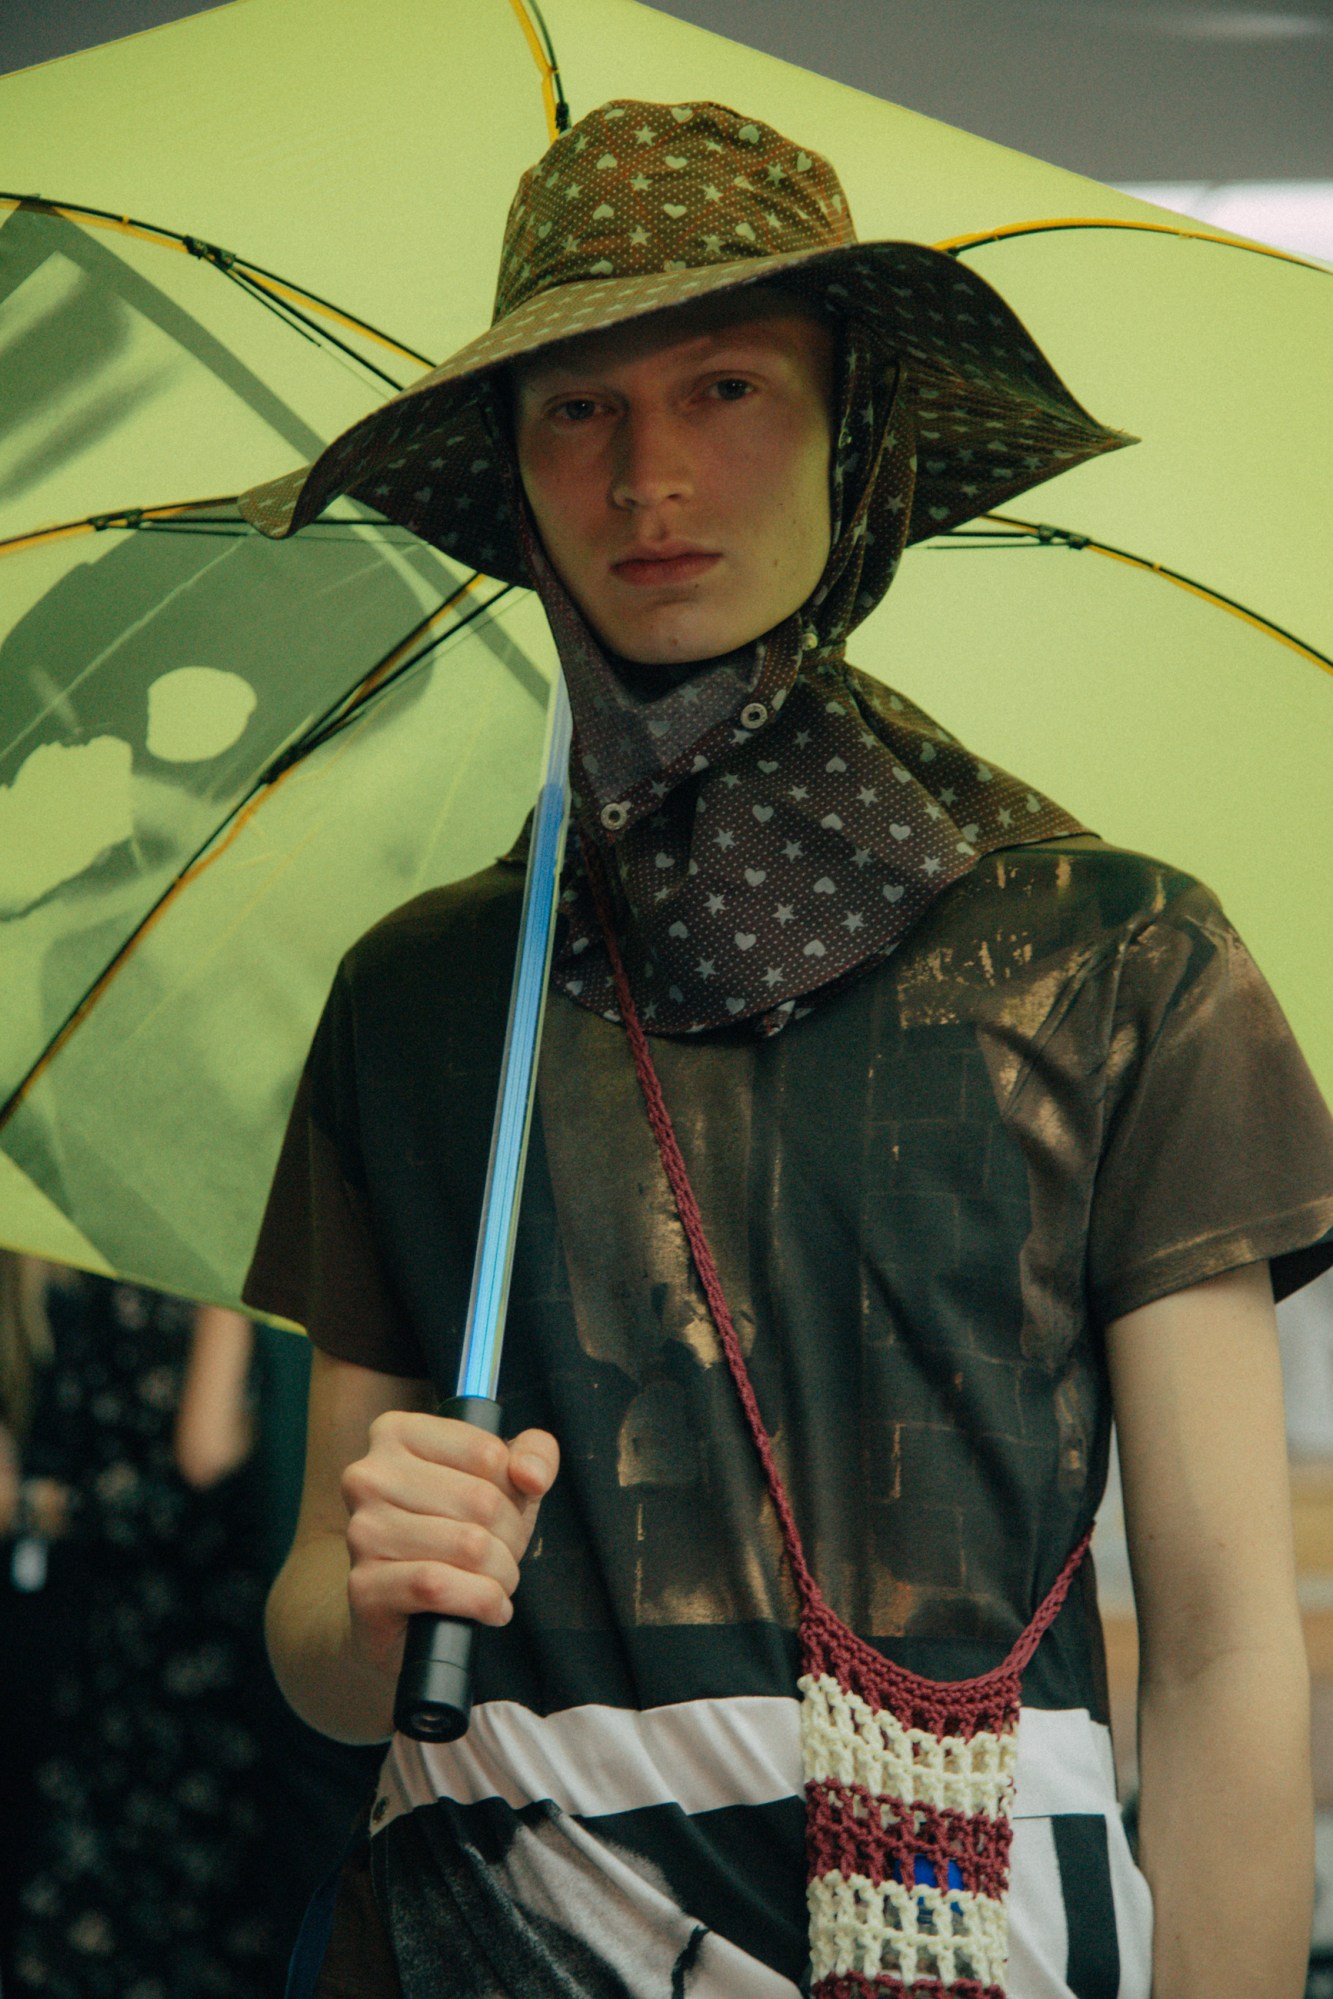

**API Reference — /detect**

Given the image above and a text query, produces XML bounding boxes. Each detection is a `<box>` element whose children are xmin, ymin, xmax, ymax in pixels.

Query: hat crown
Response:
<box><xmin>493</xmin><ymin>99</ymin><xmax>857</xmax><ymax>323</ymax></box>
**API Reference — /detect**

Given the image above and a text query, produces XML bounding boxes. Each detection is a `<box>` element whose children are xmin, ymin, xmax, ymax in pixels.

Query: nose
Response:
<box><xmin>609</xmin><ymin>405</ymin><xmax>693</xmax><ymax>513</ymax></box>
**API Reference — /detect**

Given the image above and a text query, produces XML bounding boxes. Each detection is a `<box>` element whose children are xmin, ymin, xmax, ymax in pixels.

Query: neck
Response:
<box><xmin>607</xmin><ymin>641</ymin><xmax>756</xmax><ymax>699</ymax></box>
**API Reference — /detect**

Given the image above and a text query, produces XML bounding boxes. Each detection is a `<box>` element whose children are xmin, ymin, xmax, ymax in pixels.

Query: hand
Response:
<box><xmin>340</xmin><ymin>1412</ymin><xmax>559</xmax><ymax>1678</ymax></box>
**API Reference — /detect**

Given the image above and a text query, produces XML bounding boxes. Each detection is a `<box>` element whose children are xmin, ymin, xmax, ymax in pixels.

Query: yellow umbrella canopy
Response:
<box><xmin>0</xmin><ymin>192</ymin><xmax>432</xmax><ymax>547</ymax></box>
<box><xmin>0</xmin><ymin>495</ymin><xmax>556</xmax><ymax>1294</ymax></box>
<box><xmin>0</xmin><ymin>0</ymin><xmax>1328</xmax><ymax>1309</ymax></box>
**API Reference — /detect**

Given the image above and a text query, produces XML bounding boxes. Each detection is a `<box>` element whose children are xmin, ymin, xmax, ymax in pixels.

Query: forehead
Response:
<box><xmin>511</xmin><ymin>286</ymin><xmax>832</xmax><ymax>390</ymax></box>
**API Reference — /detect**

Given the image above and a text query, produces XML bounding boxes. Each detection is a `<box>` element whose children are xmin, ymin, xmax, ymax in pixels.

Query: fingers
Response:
<box><xmin>346</xmin><ymin>1494</ymin><xmax>522</xmax><ymax>1599</ymax></box>
<box><xmin>386</xmin><ymin>1409</ymin><xmax>512</xmax><ymax>1479</ymax></box>
<box><xmin>348</xmin><ymin>1553</ymin><xmax>517</xmax><ymax>1645</ymax></box>
<box><xmin>344</xmin><ymin>1415</ymin><xmax>558</xmax><ymax>1562</ymax></box>
<box><xmin>340</xmin><ymin>1413</ymin><xmax>560</xmax><ymax>1664</ymax></box>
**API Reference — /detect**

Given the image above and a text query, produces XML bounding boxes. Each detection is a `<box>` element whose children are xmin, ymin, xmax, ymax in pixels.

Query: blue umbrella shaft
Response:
<box><xmin>394</xmin><ymin>670</ymin><xmax>572</xmax><ymax>1742</ymax></box>
<box><xmin>458</xmin><ymin>670</ymin><xmax>573</xmax><ymax>1399</ymax></box>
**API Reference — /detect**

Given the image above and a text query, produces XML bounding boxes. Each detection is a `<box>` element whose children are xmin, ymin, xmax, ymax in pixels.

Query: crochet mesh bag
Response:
<box><xmin>586</xmin><ymin>848</ymin><xmax>1092</xmax><ymax>1998</ymax></box>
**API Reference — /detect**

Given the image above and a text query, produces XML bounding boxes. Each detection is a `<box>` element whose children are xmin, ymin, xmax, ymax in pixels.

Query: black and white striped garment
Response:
<box><xmin>370</xmin><ymin>1688</ymin><xmax>1150</xmax><ymax>1998</ymax></box>
<box><xmin>246</xmin><ymin>836</ymin><xmax>1333</xmax><ymax>1997</ymax></box>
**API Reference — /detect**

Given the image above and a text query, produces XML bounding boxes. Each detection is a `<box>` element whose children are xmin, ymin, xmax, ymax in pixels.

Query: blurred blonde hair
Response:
<box><xmin>0</xmin><ymin>1251</ymin><xmax>54</xmax><ymax>1443</ymax></box>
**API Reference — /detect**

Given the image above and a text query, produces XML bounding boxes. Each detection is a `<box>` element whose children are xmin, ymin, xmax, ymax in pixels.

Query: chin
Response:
<box><xmin>605</xmin><ymin>615</ymin><xmax>755</xmax><ymax>670</ymax></box>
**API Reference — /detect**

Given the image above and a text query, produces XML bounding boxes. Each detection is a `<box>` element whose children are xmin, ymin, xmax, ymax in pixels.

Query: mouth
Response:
<box><xmin>612</xmin><ymin>547</ymin><xmax>721</xmax><ymax>588</ymax></box>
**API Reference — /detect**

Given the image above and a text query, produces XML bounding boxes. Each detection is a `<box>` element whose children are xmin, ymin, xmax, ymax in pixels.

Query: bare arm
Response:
<box><xmin>265</xmin><ymin>1347</ymin><xmax>559</xmax><ymax>1744</ymax></box>
<box><xmin>175</xmin><ymin>1305</ymin><xmax>256</xmax><ymax>1489</ymax></box>
<box><xmin>0</xmin><ymin>1421</ymin><xmax>18</xmax><ymax>1536</ymax></box>
<box><xmin>1108</xmin><ymin>1260</ymin><xmax>1311</xmax><ymax>1999</ymax></box>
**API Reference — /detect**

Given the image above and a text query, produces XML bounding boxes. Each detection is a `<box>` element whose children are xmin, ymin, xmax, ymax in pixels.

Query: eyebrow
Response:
<box><xmin>520</xmin><ymin>332</ymin><xmax>791</xmax><ymax>394</ymax></box>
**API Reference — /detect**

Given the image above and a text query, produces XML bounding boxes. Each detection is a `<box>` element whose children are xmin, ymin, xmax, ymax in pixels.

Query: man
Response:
<box><xmin>242</xmin><ymin>101</ymin><xmax>1333</xmax><ymax>1998</ymax></box>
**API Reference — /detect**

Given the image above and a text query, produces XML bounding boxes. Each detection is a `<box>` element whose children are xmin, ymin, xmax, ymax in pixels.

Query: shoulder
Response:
<box><xmin>948</xmin><ymin>833</ymin><xmax>1233</xmax><ymax>966</ymax></box>
<box><xmin>339</xmin><ymin>857</ymin><xmax>526</xmax><ymax>1005</ymax></box>
<box><xmin>897</xmin><ymin>836</ymin><xmax>1234</xmax><ymax>1020</ymax></box>
<box><xmin>302</xmin><ymin>859</ymin><xmax>528</xmax><ymax>1093</ymax></box>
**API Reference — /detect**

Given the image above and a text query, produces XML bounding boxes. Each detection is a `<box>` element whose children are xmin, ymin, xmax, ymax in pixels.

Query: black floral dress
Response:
<box><xmin>12</xmin><ymin>1274</ymin><xmax>284</xmax><ymax>1998</ymax></box>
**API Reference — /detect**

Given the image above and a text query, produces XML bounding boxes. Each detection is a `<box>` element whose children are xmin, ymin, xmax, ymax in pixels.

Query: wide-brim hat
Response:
<box><xmin>238</xmin><ymin>98</ymin><xmax>1133</xmax><ymax>582</ymax></box>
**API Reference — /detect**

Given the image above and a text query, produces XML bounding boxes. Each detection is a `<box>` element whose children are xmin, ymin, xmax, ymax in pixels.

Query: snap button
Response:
<box><xmin>740</xmin><ymin>702</ymin><xmax>768</xmax><ymax>731</ymax></box>
<box><xmin>600</xmin><ymin>801</ymin><xmax>630</xmax><ymax>831</ymax></box>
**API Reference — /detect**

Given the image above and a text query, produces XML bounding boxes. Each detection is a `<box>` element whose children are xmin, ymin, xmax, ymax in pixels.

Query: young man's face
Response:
<box><xmin>511</xmin><ymin>290</ymin><xmax>835</xmax><ymax>669</ymax></box>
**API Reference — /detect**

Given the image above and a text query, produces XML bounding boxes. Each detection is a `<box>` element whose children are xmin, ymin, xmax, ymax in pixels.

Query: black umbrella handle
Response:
<box><xmin>392</xmin><ymin>1394</ymin><xmax>505</xmax><ymax>1742</ymax></box>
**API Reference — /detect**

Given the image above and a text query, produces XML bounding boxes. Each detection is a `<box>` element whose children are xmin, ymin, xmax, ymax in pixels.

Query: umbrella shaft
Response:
<box><xmin>456</xmin><ymin>674</ymin><xmax>573</xmax><ymax>1401</ymax></box>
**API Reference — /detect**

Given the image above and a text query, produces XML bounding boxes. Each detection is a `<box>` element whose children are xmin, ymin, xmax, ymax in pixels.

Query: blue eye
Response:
<box><xmin>554</xmin><ymin>398</ymin><xmax>599</xmax><ymax>423</ymax></box>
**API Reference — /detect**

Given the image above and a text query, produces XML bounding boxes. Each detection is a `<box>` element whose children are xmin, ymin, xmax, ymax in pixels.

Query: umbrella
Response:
<box><xmin>0</xmin><ymin>491</ymin><xmax>557</xmax><ymax>1296</ymax></box>
<box><xmin>0</xmin><ymin>190</ymin><xmax>431</xmax><ymax>547</ymax></box>
<box><xmin>0</xmin><ymin>155</ymin><xmax>563</xmax><ymax>1300</ymax></box>
<box><xmin>0</xmin><ymin>0</ymin><xmax>1330</xmax><ymax>1313</ymax></box>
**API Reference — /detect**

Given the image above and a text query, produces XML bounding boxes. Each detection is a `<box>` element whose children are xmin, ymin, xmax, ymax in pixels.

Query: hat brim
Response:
<box><xmin>237</xmin><ymin>238</ymin><xmax>1133</xmax><ymax>586</ymax></box>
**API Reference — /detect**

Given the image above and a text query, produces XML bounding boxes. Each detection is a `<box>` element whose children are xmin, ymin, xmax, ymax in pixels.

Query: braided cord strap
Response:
<box><xmin>582</xmin><ymin>841</ymin><xmax>1091</xmax><ymax>1998</ymax></box>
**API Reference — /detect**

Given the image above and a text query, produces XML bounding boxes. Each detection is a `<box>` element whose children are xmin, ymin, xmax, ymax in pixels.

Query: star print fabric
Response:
<box><xmin>555</xmin><ymin>668</ymin><xmax>1082</xmax><ymax>1035</ymax></box>
<box><xmin>237</xmin><ymin>99</ymin><xmax>1133</xmax><ymax>586</ymax></box>
<box><xmin>492</xmin><ymin>100</ymin><xmax>857</xmax><ymax>320</ymax></box>
<box><xmin>541</xmin><ymin>330</ymin><xmax>1084</xmax><ymax>1036</ymax></box>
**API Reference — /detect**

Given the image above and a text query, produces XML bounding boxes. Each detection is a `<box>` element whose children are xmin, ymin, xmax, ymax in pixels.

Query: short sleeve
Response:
<box><xmin>242</xmin><ymin>967</ymin><xmax>429</xmax><ymax>1379</ymax></box>
<box><xmin>1088</xmin><ymin>890</ymin><xmax>1333</xmax><ymax>1326</ymax></box>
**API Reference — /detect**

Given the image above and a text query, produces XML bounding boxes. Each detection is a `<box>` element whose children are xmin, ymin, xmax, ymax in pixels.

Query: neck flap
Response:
<box><xmin>512</xmin><ymin>326</ymin><xmax>1085</xmax><ymax>1036</ymax></box>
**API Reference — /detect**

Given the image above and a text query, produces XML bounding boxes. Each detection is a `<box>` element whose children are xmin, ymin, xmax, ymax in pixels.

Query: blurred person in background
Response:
<box><xmin>1</xmin><ymin>1258</ymin><xmax>379</xmax><ymax>1998</ymax></box>
<box><xmin>1280</xmin><ymin>1269</ymin><xmax>1333</xmax><ymax>1463</ymax></box>
<box><xmin>0</xmin><ymin>1251</ymin><xmax>64</xmax><ymax>1994</ymax></box>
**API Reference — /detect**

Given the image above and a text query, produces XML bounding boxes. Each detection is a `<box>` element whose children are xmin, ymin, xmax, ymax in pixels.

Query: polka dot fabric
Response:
<box><xmin>237</xmin><ymin>98</ymin><xmax>1133</xmax><ymax>583</ymax></box>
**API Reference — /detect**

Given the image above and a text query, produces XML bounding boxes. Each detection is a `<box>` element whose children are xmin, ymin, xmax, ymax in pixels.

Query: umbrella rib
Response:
<box><xmin>972</xmin><ymin>514</ymin><xmax>1333</xmax><ymax>679</ymax></box>
<box><xmin>0</xmin><ymin>575</ymin><xmax>511</xmax><ymax>1136</ymax></box>
<box><xmin>940</xmin><ymin>214</ymin><xmax>1332</xmax><ymax>278</ymax></box>
<box><xmin>274</xmin><ymin>584</ymin><xmax>518</xmax><ymax>764</ymax></box>
<box><xmin>507</xmin><ymin>0</ymin><xmax>570</xmax><ymax>139</ymax></box>
<box><xmin>215</xmin><ymin>261</ymin><xmax>415</xmax><ymax>393</ymax></box>
<box><xmin>0</xmin><ymin>195</ymin><xmax>437</xmax><ymax>369</ymax></box>
<box><xmin>0</xmin><ymin>503</ymin><xmax>438</xmax><ymax>559</ymax></box>
<box><xmin>0</xmin><ymin>495</ymin><xmax>248</xmax><ymax>560</ymax></box>
<box><xmin>523</xmin><ymin>0</ymin><xmax>571</xmax><ymax>132</ymax></box>
<box><xmin>186</xmin><ymin>253</ymin><xmax>436</xmax><ymax>371</ymax></box>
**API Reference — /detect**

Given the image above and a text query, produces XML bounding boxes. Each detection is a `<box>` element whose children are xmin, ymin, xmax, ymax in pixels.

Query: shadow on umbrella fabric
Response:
<box><xmin>0</xmin><ymin>197</ymin><xmax>419</xmax><ymax>545</ymax></box>
<box><xmin>0</xmin><ymin>505</ymin><xmax>556</xmax><ymax>1303</ymax></box>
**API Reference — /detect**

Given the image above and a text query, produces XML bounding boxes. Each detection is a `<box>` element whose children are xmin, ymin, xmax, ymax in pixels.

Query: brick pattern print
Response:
<box><xmin>585</xmin><ymin>842</ymin><xmax>1093</xmax><ymax>1997</ymax></box>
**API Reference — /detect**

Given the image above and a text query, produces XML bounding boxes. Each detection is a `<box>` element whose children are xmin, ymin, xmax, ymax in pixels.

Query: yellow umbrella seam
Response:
<box><xmin>942</xmin><ymin>215</ymin><xmax>1333</xmax><ymax>277</ymax></box>
<box><xmin>985</xmin><ymin>513</ymin><xmax>1333</xmax><ymax>679</ymax></box>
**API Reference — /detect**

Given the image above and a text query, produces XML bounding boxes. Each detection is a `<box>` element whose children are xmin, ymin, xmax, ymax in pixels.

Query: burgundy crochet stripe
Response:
<box><xmin>584</xmin><ymin>835</ymin><xmax>1092</xmax><ymax>1694</ymax></box>
<box><xmin>799</xmin><ymin>1531</ymin><xmax>1090</xmax><ymax>1731</ymax></box>
<box><xmin>806</xmin><ymin>1781</ymin><xmax>1012</xmax><ymax>1899</ymax></box>
<box><xmin>803</xmin><ymin>1638</ymin><xmax>1021</xmax><ymax>1743</ymax></box>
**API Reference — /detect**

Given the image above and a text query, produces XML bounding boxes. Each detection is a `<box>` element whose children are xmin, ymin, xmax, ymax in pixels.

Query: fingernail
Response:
<box><xmin>511</xmin><ymin>1453</ymin><xmax>546</xmax><ymax>1485</ymax></box>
